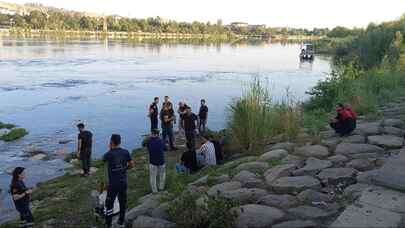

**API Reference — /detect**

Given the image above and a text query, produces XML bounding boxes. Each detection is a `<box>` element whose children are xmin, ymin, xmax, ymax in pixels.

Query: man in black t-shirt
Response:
<box><xmin>182</xmin><ymin>106</ymin><xmax>199</xmax><ymax>152</ymax></box>
<box><xmin>198</xmin><ymin>99</ymin><xmax>209</xmax><ymax>134</ymax></box>
<box><xmin>103</xmin><ymin>134</ymin><xmax>134</xmax><ymax>228</ymax></box>
<box><xmin>148</xmin><ymin>97</ymin><xmax>159</xmax><ymax>132</ymax></box>
<box><xmin>162</xmin><ymin>96</ymin><xmax>173</xmax><ymax>110</ymax></box>
<box><xmin>177</xmin><ymin>102</ymin><xmax>188</xmax><ymax>133</ymax></box>
<box><xmin>160</xmin><ymin>104</ymin><xmax>177</xmax><ymax>151</ymax></box>
<box><xmin>77</xmin><ymin>123</ymin><xmax>93</xmax><ymax>176</ymax></box>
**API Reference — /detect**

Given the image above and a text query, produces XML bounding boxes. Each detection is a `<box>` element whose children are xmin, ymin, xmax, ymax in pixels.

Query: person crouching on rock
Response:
<box><xmin>10</xmin><ymin>167</ymin><xmax>34</xmax><ymax>228</ymax></box>
<box><xmin>147</xmin><ymin>129</ymin><xmax>166</xmax><ymax>193</ymax></box>
<box><xmin>103</xmin><ymin>134</ymin><xmax>134</xmax><ymax>228</ymax></box>
<box><xmin>330</xmin><ymin>103</ymin><xmax>355</xmax><ymax>136</ymax></box>
<box><xmin>77</xmin><ymin>123</ymin><xmax>93</xmax><ymax>177</ymax></box>
<box><xmin>345</xmin><ymin>103</ymin><xmax>357</xmax><ymax>130</ymax></box>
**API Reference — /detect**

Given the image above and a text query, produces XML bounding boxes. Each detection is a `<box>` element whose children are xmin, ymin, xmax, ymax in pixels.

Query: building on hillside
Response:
<box><xmin>0</xmin><ymin>7</ymin><xmax>15</xmax><ymax>15</ymax></box>
<box><xmin>230</xmin><ymin>22</ymin><xmax>249</xmax><ymax>28</ymax></box>
<box><xmin>248</xmin><ymin>24</ymin><xmax>266</xmax><ymax>30</ymax></box>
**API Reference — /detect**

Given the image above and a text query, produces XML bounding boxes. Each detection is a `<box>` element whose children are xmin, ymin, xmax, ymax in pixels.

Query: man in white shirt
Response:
<box><xmin>197</xmin><ymin>135</ymin><xmax>216</xmax><ymax>166</ymax></box>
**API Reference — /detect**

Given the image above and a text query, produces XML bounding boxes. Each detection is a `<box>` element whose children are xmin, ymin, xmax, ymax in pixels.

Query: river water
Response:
<box><xmin>0</xmin><ymin>37</ymin><xmax>331</xmax><ymax>223</ymax></box>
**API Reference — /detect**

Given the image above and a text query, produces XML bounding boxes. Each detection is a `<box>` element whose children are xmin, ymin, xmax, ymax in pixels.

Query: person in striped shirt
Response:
<box><xmin>197</xmin><ymin>135</ymin><xmax>217</xmax><ymax>166</ymax></box>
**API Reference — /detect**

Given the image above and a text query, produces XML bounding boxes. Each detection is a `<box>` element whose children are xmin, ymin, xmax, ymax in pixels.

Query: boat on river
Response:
<box><xmin>299</xmin><ymin>43</ymin><xmax>315</xmax><ymax>61</ymax></box>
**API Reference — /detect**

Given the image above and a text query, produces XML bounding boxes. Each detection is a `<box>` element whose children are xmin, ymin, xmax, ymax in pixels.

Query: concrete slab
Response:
<box><xmin>330</xmin><ymin>203</ymin><xmax>402</xmax><ymax>228</ymax></box>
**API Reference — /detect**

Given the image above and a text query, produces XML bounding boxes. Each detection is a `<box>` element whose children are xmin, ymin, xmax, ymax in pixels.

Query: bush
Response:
<box><xmin>0</xmin><ymin>122</ymin><xmax>16</xmax><ymax>129</ymax></box>
<box><xmin>168</xmin><ymin>192</ymin><xmax>237</xmax><ymax>228</ymax></box>
<box><xmin>227</xmin><ymin>78</ymin><xmax>301</xmax><ymax>154</ymax></box>
<box><xmin>1</xmin><ymin>128</ymin><xmax>28</xmax><ymax>141</ymax></box>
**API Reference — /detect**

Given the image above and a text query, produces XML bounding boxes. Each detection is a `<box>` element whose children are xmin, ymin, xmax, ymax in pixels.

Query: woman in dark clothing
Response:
<box><xmin>330</xmin><ymin>103</ymin><xmax>355</xmax><ymax>136</ymax></box>
<box><xmin>10</xmin><ymin>167</ymin><xmax>34</xmax><ymax>228</ymax></box>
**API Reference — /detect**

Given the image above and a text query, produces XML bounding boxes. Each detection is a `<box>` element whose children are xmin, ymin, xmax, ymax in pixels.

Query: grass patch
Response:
<box><xmin>1</xmin><ymin>141</ymin><xmax>249</xmax><ymax>227</ymax></box>
<box><xmin>1</xmin><ymin>128</ymin><xmax>28</xmax><ymax>142</ymax></box>
<box><xmin>168</xmin><ymin>192</ymin><xmax>237</xmax><ymax>228</ymax></box>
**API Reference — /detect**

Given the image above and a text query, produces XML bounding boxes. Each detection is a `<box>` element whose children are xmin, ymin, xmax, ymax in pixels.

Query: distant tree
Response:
<box><xmin>25</xmin><ymin>11</ymin><xmax>47</xmax><ymax>29</ymax></box>
<box><xmin>327</xmin><ymin>26</ymin><xmax>353</xmax><ymax>38</ymax></box>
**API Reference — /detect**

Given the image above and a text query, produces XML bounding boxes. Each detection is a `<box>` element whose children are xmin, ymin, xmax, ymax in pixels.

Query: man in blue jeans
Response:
<box><xmin>103</xmin><ymin>134</ymin><xmax>134</xmax><ymax>228</ymax></box>
<box><xmin>160</xmin><ymin>103</ymin><xmax>177</xmax><ymax>151</ymax></box>
<box><xmin>147</xmin><ymin>129</ymin><xmax>166</xmax><ymax>193</ymax></box>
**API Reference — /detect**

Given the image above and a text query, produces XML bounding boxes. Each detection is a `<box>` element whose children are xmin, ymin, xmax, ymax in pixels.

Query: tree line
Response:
<box><xmin>0</xmin><ymin>10</ymin><xmax>329</xmax><ymax>36</ymax></box>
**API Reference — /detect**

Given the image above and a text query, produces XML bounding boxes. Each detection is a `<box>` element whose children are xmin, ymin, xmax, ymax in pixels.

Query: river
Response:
<box><xmin>0</xmin><ymin>37</ymin><xmax>331</xmax><ymax>223</ymax></box>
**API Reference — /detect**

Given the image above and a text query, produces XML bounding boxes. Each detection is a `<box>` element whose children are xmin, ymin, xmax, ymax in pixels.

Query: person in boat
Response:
<box><xmin>103</xmin><ymin>134</ymin><xmax>134</xmax><ymax>228</ymax></box>
<box><xmin>148</xmin><ymin>97</ymin><xmax>159</xmax><ymax>132</ymax></box>
<box><xmin>10</xmin><ymin>167</ymin><xmax>34</xmax><ymax>228</ymax></box>
<box><xmin>160</xmin><ymin>103</ymin><xmax>177</xmax><ymax>151</ymax></box>
<box><xmin>147</xmin><ymin>129</ymin><xmax>166</xmax><ymax>193</ymax></box>
<box><xmin>330</xmin><ymin>103</ymin><xmax>355</xmax><ymax>136</ymax></box>
<box><xmin>196</xmin><ymin>135</ymin><xmax>217</xmax><ymax>167</ymax></box>
<box><xmin>198</xmin><ymin>99</ymin><xmax>209</xmax><ymax>134</ymax></box>
<box><xmin>77</xmin><ymin>123</ymin><xmax>93</xmax><ymax>177</ymax></box>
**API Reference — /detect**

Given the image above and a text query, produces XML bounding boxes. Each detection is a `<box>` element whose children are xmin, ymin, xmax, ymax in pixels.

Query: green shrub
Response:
<box><xmin>227</xmin><ymin>78</ymin><xmax>301</xmax><ymax>154</ymax></box>
<box><xmin>1</xmin><ymin>128</ymin><xmax>28</xmax><ymax>141</ymax></box>
<box><xmin>168</xmin><ymin>192</ymin><xmax>237</xmax><ymax>228</ymax></box>
<box><xmin>0</xmin><ymin>122</ymin><xmax>16</xmax><ymax>129</ymax></box>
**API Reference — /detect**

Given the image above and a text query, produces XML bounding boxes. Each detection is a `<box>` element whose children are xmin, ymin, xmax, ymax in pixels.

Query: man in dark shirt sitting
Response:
<box><xmin>77</xmin><ymin>123</ymin><xmax>93</xmax><ymax>177</ymax></box>
<box><xmin>182</xmin><ymin>106</ymin><xmax>199</xmax><ymax>152</ymax></box>
<box><xmin>176</xmin><ymin>142</ymin><xmax>198</xmax><ymax>173</ymax></box>
<box><xmin>103</xmin><ymin>134</ymin><xmax>134</xmax><ymax>228</ymax></box>
<box><xmin>198</xmin><ymin>99</ymin><xmax>209</xmax><ymax>134</ymax></box>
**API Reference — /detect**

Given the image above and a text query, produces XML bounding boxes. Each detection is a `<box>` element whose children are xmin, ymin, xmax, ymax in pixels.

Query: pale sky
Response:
<box><xmin>7</xmin><ymin>0</ymin><xmax>405</xmax><ymax>29</ymax></box>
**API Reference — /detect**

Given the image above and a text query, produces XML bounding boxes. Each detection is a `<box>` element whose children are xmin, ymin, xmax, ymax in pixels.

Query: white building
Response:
<box><xmin>0</xmin><ymin>7</ymin><xmax>15</xmax><ymax>15</ymax></box>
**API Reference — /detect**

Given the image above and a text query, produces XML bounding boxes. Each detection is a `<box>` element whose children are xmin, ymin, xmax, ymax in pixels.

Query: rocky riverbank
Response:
<box><xmin>4</xmin><ymin>99</ymin><xmax>405</xmax><ymax>228</ymax></box>
<box><xmin>119</xmin><ymin>99</ymin><xmax>405</xmax><ymax>228</ymax></box>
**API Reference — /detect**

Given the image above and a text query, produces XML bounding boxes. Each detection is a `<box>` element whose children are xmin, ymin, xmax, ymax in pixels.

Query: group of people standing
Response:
<box><xmin>9</xmin><ymin>96</ymin><xmax>217</xmax><ymax>228</ymax></box>
<box><xmin>148</xmin><ymin>96</ymin><xmax>209</xmax><ymax>152</ymax></box>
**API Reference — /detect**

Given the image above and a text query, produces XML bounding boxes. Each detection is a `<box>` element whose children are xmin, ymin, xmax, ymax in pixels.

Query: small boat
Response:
<box><xmin>299</xmin><ymin>43</ymin><xmax>315</xmax><ymax>61</ymax></box>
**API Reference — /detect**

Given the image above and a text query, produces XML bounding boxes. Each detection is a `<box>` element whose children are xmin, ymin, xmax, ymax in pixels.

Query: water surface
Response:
<box><xmin>0</xmin><ymin>37</ymin><xmax>330</xmax><ymax>223</ymax></box>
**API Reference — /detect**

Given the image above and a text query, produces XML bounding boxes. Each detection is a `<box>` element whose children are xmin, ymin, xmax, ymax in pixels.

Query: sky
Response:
<box><xmin>6</xmin><ymin>0</ymin><xmax>405</xmax><ymax>29</ymax></box>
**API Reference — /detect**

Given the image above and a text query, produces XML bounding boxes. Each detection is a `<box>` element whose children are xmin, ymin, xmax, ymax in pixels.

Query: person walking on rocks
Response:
<box><xmin>148</xmin><ymin>97</ymin><xmax>159</xmax><ymax>132</ymax></box>
<box><xmin>103</xmin><ymin>134</ymin><xmax>134</xmax><ymax>228</ymax></box>
<box><xmin>10</xmin><ymin>167</ymin><xmax>34</xmax><ymax>228</ymax></box>
<box><xmin>147</xmin><ymin>129</ymin><xmax>166</xmax><ymax>193</ymax></box>
<box><xmin>198</xmin><ymin>99</ymin><xmax>209</xmax><ymax>134</ymax></box>
<box><xmin>183</xmin><ymin>106</ymin><xmax>199</xmax><ymax>152</ymax></box>
<box><xmin>77</xmin><ymin>123</ymin><xmax>93</xmax><ymax>177</ymax></box>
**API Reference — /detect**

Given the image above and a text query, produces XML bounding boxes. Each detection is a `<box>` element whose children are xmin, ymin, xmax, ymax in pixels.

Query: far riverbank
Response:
<box><xmin>0</xmin><ymin>28</ymin><xmax>323</xmax><ymax>41</ymax></box>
